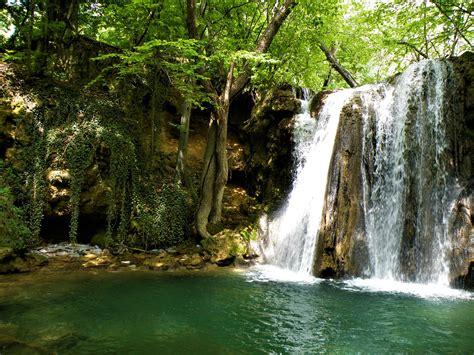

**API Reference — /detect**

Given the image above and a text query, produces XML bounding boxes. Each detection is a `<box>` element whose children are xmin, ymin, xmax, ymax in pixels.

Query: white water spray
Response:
<box><xmin>361</xmin><ymin>60</ymin><xmax>456</xmax><ymax>285</ymax></box>
<box><xmin>257</xmin><ymin>89</ymin><xmax>354</xmax><ymax>274</ymax></box>
<box><xmin>256</xmin><ymin>60</ymin><xmax>459</xmax><ymax>288</ymax></box>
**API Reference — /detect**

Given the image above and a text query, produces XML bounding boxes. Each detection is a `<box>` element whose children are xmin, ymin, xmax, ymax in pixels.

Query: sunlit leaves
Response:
<box><xmin>3</xmin><ymin>0</ymin><xmax>472</xmax><ymax>92</ymax></box>
<box><xmin>343</xmin><ymin>0</ymin><xmax>473</xmax><ymax>83</ymax></box>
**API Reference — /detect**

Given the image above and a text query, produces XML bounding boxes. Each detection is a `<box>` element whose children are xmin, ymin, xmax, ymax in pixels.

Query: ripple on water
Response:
<box><xmin>245</xmin><ymin>265</ymin><xmax>322</xmax><ymax>284</ymax></box>
<box><xmin>2</xmin><ymin>270</ymin><xmax>474</xmax><ymax>353</ymax></box>
<box><xmin>341</xmin><ymin>278</ymin><xmax>473</xmax><ymax>300</ymax></box>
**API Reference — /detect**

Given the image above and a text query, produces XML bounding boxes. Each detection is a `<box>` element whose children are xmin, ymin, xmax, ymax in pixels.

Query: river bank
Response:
<box><xmin>0</xmin><ymin>241</ymin><xmax>256</xmax><ymax>276</ymax></box>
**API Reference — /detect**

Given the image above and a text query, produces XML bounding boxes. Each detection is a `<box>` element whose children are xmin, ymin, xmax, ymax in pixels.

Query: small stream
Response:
<box><xmin>1</xmin><ymin>269</ymin><xmax>473</xmax><ymax>353</ymax></box>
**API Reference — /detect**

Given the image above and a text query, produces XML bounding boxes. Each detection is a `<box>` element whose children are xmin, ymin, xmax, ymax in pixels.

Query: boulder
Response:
<box><xmin>0</xmin><ymin>248</ymin><xmax>48</xmax><ymax>274</ymax></box>
<box><xmin>201</xmin><ymin>229</ymin><xmax>247</xmax><ymax>264</ymax></box>
<box><xmin>0</xmin><ymin>247</ymin><xmax>14</xmax><ymax>262</ymax></box>
<box><xmin>91</xmin><ymin>232</ymin><xmax>109</xmax><ymax>249</ymax></box>
<box><xmin>240</xmin><ymin>87</ymin><xmax>300</xmax><ymax>204</ymax></box>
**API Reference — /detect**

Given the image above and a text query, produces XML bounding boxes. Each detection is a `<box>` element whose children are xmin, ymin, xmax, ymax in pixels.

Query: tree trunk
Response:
<box><xmin>195</xmin><ymin>0</ymin><xmax>296</xmax><ymax>238</ymax></box>
<box><xmin>174</xmin><ymin>0</ymin><xmax>199</xmax><ymax>194</ymax></box>
<box><xmin>210</xmin><ymin>97</ymin><xmax>230</xmax><ymax>223</ymax></box>
<box><xmin>196</xmin><ymin>63</ymin><xmax>233</xmax><ymax>235</ymax></box>
<box><xmin>318</xmin><ymin>42</ymin><xmax>359</xmax><ymax>88</ymax></box>
<box><xmin>196</xmin><ymin>116</ymin><xmax>217</xmax><ymax>238</ymax></box>
<box><xmin>186</xmin><ymin>0</ymin><xmax>198</xmax><ymax>40</ymax></box>
<box><xmin>26</xmin><ymin>0</ymin><xmax>35</xmax><ymax>76</ymax></box>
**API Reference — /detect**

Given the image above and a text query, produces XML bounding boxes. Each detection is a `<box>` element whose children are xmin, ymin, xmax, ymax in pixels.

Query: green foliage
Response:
<box><xmin>239</xmin><ymin>225</ymin><xmax>258</xmax><ymax>256</ymax></box>
<box><xmin>45</xmin><ymin>112</ymin><xmax>140</xmax><ymax>244</ymax></box>
<box><xmin>131</xmin><ymin>183</ymin><xmax>191</xmax><ymax>249</ymax></box>
<box><xmin>2</xmin><ymin>0</ymin><xmax>473</xmax><ymax>92</ymax></box>
<box><xmin>0</xmin><ymin>9</ymin><xmax>11</xmax><ymax>48</ymax></box>
<box><xmin>268</xmin><ymin>0</ymin><xmax>345</xmax><ymax>89</ymax></box>
<box><xmin>93</xmin><ymin>38</ymin><xmax>212</xmax><ymax>108</ymax></box>
<box><xmin>11</xmin><ymin>108</ymin><xmax>49</xmax><ymax>243</ymax></box>
<box><xmin>239</xmin><ymin>226</ymin><xmax>257</xmax><ymax>243</ymax></box>
<box><xmin>0</xmin><ymin>184</ymin><xmax>32</xmax><ymax>251</ymax></box>
<box><xmin>334</xmin><ymin>0</ymin><xmax>473</xmax><ymax>84</ymax></box>
<box><xmin>1</xmin><ymin>50</ymin><xmax>27</xmax><ymax>63</ymax></box>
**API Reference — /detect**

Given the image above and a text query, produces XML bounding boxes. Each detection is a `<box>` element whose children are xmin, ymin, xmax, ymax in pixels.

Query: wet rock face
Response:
<box><xmin>312</xmin><ymin>54</ymin><xmax>473</xmax><ymax>286</ymax></box>
<box><xmin>445</xmin><ymin>52</ymin><xmax>474</xmax><ymax>288</ymax></box>
<box><xmin>449</xmin><ymin>52</ymin><xmax>474</xmax><ymax>182</ymax></box>
<box><xmin>309</xmin><ymin>91</ymin><xmax>333</xmax><ymax>118</ymax></box>
<box><xmin>450</xmin><ymin>190</ymin><xmax>474</xmax><ymax>288</ymax></box>
<box><xmin>237</xmin><ymin>87</ymin><xmax>300</xmax><ymax>204</ymax></box>
<box><xmin>313</xmin><ymin>95</ymin><xmax>369</xmax><ymax>278</ymax></box>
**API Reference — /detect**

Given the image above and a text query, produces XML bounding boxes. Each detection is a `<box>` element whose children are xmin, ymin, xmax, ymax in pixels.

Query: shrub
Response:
<box><xmin>0</xmin><ymin>186</ymin><xmax>32</xmax><ymax>251</ymax></box>
<box><xmin>131</xmin><ymin>183</ymin><xmax>191</xmax><ymax>249</ymax></box>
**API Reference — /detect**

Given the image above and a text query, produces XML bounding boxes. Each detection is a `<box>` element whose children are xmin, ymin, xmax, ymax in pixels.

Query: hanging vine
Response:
<box><xmin>2</xmin><ymin>66</ymin><xmax>191</xmax><ymax>250</ymax></box>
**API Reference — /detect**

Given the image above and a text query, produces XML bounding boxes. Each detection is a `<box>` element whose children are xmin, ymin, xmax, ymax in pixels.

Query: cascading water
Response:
<box><xmin>361</xmin><ymin>60</ymin><xmax>457</xmax><ymax>285</ymax></box>
<box><xmin>257</xmin><ymin>89</ymin><xmax>354</xmax><ymax>274</ymax></box>
<box><xmin>257</xmin><ymin>59</ymin><xmax>460</xmax><ymax>286</ymax></box>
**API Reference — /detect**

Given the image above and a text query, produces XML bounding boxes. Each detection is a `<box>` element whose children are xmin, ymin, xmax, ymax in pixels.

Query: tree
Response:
<box><xmin>318</xmin><ymin>42</ymin><xmax>359</xmax><ymax>88</ymax></box>
<box><xmin>3</xmin><ymin>0</ymin><xmax>471</xmax><ymax>243</ymax></box>
<box><xmin>184</xmin><ymin>0</ymin><xmax>297</xmax><ymax>238</ymax></box>
<box><xmin>340</xmin><ymin>0</ymin><xmax>473</xmax><ymax>83</ymax></box>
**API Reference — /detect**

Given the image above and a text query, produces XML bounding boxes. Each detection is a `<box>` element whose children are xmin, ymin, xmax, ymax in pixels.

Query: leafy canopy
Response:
<box><xmin>1</xmin><ymin>0</ymin><xmax>471</xmax><ymax>92</ymax></box>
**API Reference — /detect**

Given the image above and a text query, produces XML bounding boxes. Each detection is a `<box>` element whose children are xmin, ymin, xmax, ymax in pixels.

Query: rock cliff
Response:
<box><xmin>313</xmin><ymin>53</ymin><xmax>473</xmax><ymax>287</ymax></box>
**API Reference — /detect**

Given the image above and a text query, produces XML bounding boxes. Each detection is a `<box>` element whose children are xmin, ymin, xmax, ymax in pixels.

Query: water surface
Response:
<box><xmin>0</xmin><ymin>269</ymin><xmax>473</xmax><ymax>353</ymax></box>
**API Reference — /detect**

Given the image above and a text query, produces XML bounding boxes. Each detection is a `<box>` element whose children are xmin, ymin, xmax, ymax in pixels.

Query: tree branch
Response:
<box><xmin>199</xmin><ymin>1</ymin><xmax>254</xmax><ymax>40</ymax></box>
<box><xmin>431</xmin><ymin>0</ymin><xmax>472</xmax><ymax>47</ymax></box>
<box><xmin>397</xmin><ymin>41</ymin><xmax>428</xmax><ymax>59</ymax></box>
<box><xmin>135</xmin><ymin>9</ymin><xmax>157</xmax><ymax>47</ymax></box>
<box><xmin>318</xmin><ymin>42</ymin><xmax>359</xmax><ymax>88</ymax></box>
<box><xmin>453</xmin><ymin>4</ymin><xmax>472</xmax><ymax>14</ymax></box>
<box><xmin>255</xmin><ymin>0</ymin><xmax>297</xmax><ymax>53</ymax></box>
<box><xmin>230</xmin><ymin>0</ymin><xmax>297</xmax><ymax>98</ymax></box>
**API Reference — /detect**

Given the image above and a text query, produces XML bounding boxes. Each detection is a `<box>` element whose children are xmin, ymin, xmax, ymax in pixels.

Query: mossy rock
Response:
<box><xmin>0</xmin><ymin>256</ymin><xmax>27</xmax><ymax>273</ymax></box>
<box><xmin>0</xmin><ymin>249</ymin><xmax>48</xmax><ymax>274</ymax></box>
<box><xmin>0</xmin><ymin>336</ymin><xmax>49</xmax><ymax>355</ymax></box>
<box><xmin>27</xmin><ymin>253</ymin><xmax>48</xmax><ymax>266</ymax></box>
<box><xmin>143</xmin><ymin>256</ymin><xmax>166</xmax><ymax>270</ymax></box>
<box><xmin>0</xmin><ymin>247</ymin><xmax>14</xmax><ymax>262</ymax></box>
<box><xmin>91</xmin><ymin>231</ymin><xmax>109</xmax><ymax>249</ymax></box>
<box><xmin>201</xmin><ymin>229</ymin><xmax>247</xmax><ymax>263</ymax></box>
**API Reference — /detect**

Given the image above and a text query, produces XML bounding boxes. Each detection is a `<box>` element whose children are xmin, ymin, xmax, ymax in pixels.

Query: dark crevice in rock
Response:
<box><xmin>41</xmin><ymin>213</ymin><xmax>106</xmax><ymax>244</ymax></box>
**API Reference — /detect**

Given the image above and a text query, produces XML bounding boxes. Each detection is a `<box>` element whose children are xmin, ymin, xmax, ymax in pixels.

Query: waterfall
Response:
<box><xmin>257</xmin><ymin>89</ymin><xmax>354</xmax><ymax>274</ymax></box>
<box><xmin>361</xmin><ymin>60</ymin><xmax>457</xmax><ymax>285</ymax></box>
<box><xmin>256</xmin><ymin>59</ymin><xmax>460</xmax><ymax>285</ymax></box>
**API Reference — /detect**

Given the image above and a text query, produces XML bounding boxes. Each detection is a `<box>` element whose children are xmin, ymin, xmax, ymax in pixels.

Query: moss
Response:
<box><xmin>1</xmin><ymin>63</ymin><xmax>191</xmax><ymax>251</ymax></box>
<box><xmin>0</xmin><ymin>185</ymin><xmax>32</xmax><ymax>251</ymax></box>
<box><xmin>91</xmin><ymin>232</ymin><xmax>109</xmax><ymax>249</ymax></box>
<box><xmin>201</xmin><ymin>229</ymin><xmax>248</xmax><ymax>262</ymax></box>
